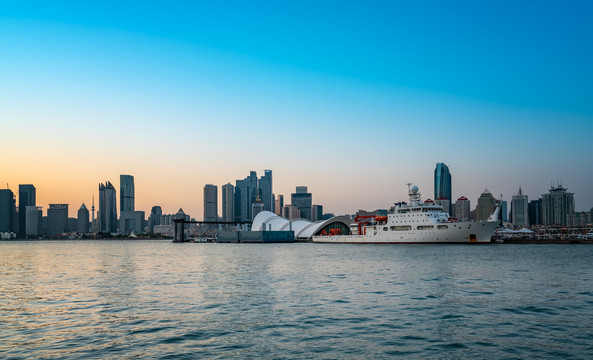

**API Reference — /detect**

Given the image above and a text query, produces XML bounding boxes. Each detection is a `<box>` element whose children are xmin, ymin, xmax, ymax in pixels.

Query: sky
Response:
<box><xmin>1</xmin><ymin>1</ymin><xmax>593</xmax><ymax>218</ymax></box>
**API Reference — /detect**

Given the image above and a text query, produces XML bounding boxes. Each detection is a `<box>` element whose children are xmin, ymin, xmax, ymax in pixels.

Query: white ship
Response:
<box><xmin>313</xmin><ymin>185</ymin><xmax>500</xmax><ymax>244</ymax></box>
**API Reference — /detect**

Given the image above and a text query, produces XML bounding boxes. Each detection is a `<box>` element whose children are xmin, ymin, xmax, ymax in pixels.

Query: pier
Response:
<box><xmin>172</xmin><ymin>219</ymin><xmax>251</xmax><ymax>242</ymax></box>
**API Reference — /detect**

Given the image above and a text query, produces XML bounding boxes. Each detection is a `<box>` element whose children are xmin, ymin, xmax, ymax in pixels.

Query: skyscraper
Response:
<box><xmin>274</xmin><ymin>195</ymin><xmax>284</xmax><ymax>216</ymax></box>
<box><xmin>235</xmin><ymin>171</ymin><xmax>258</xmax><ymax>222</ymax></box>
<box><xmin>149</xmin><ymin>206</ymin><xmax>162</xmax><ymax>233</ymax></box>
<box><xmin>77</xmin><ymin>203</ymin><xmax>90</xmax><ymax>234</ymax></box>
<box><xmin>259</xmin><ymin>170</ymin><xmax>273</xmax><ymax>213</ymax></box>
<box><xmin>99</xmin><ymin>182</ymin><xmax>117</xmax><ymax>233</ymax></box>
<box><xmin>25</xmin><ymin>206</ymin><xmax>42</xmax><ymax>237</ymax></box>
<box><xmin>47</xmin><ymin>204</ymin><xmax>68</xmax><ymax>237</ymax></box>
<box><xmin>434</xmin><ymin>163</ymin><xmax>452</xmax><ymax>213</ymax></box>
<box><xmin>312</xmin><ymin>204</ymin><xmax>323</xmax><ymax>222</ymax></box>
<box><xmin>476</xmin><ymin>189</ymin><xmax>496</xmax><ymax>221</ymax></box>
<box><xmin>511</xmin><ymin>187</ymin><xmax>529</xmax><ymax>227</ymax></box>
<box><xmin>120</xmin><ymin>175</ymin><xmax>135</xmax><ymax>212</ymax></box>
<box><xmin>252</xmin><ymin>195</ymin><xmax>265</xmax><ymax>221</ymax></box>
<box><xmin>0</xmin><ymin>189</ymin><xmax>15</xmax><ymax>233</ymax></box>
<box><xmin>528</xmin><ymin>199</ymin><xmax>542</xmax><ymax>225</ymax></box>
<box><xmin>454</xmin><ymin>196</ymin><xmax>471</xmax><ymax>221</ymax></box>
<box><xmin>18</xmin><ymin>184</ymin><xmax>36</xmax><ymax>238</ymax></box>
<box><xmin>541</xmin><ymin>184</ymin><xmax>574</xmax><ymax>226</ymax></box>
<box><xmin>204</xmin><ymin>184</ymin><xmax>218</xmax><ymax>222</ymax></box>
<box><xmin>222</xmin><ymin>183</ymin><xmax>234</xmax><ymax>222</ymax></box>
<box><xmin>291</xmin><ymin>186</ymin><xmax>312</xmax><ymax>221</ymax></box>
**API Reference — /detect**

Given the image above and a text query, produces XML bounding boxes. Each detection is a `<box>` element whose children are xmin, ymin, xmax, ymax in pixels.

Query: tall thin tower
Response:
<box><xmin>91</xmin><ymin>195</ymin><xmax>96</xmax><ymax>231</ymax></box>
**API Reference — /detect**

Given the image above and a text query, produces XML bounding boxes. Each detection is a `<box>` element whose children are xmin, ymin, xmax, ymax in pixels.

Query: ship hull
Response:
<box><xmin>313</xmin><ymin>221</ymin><xmax>497</xmax><ymax>244</ymax></box>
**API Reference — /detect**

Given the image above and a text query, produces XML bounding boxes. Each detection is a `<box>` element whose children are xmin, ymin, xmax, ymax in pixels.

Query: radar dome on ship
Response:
<box><xmin>411</xmin><ymin>185</ymin><xmax>419</xmax><ymax>194</ymax></box>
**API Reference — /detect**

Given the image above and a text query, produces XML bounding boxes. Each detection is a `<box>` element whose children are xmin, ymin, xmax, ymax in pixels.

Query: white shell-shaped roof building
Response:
<box><xmin>252</xmin><ymin>211</ymin><xmax>353</xmax><ymax>240</ymax></box>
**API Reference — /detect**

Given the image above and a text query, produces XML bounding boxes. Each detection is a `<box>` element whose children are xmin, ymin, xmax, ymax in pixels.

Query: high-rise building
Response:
<box><xmin>235</xmin><ymin>171</ymin><xmax>258</xmax><ymax>222</ymax></box>
<box><xmin>291</xmin><ymin>186</ymin><xmax>312</xmax><ymax>221</ymax></box>
<box><xmin>275</xmin><ymin>195</ymin><xmax>284</xmax><ymax>216</ymax></box>
<box><xmin>476</xmin><ymin>189</ymin><xmax>496</xmax><ymax>221</ymax></box>
<box><xmin>47</xmin><ymin>204</ymin><xmax>68</xmax><ymax>237</ymax></box>
<box><xmin>435</xmin><ymin>197</ymin><xmax>451</xmax><ymax>215</ymax></box>
<box><xmin>511</xmin><ymin>187</ymin><xmax>529</xmax><ymax>227</ymax></box>
<box><xmin>26</xmin><ymin>206</ymin><xmax>42</xmax><ymax>237</ymax></box>
<box><xmin>454</xmin><ymin>196</ymin><xmax>471</xmax><ymax>221</ymax></box>
<box><xmin>204</xmin><ymin>184</ymin><xmax>218</xmax><ymax>222</ymax></box>
<box><xmin>18</xmin><ymin>184</ymin><xmax>36</xmax><ymax>238</ymax></box>
<box><xmin>282</xmin><ymin>205</ymin><xmax>301</xmax><ymax>220</ymax></box>
<box><xmin>434</xmin><ymin>163</ymin><xmax>452</xmax><ymax>213</ymax></box>
<box><xmin>259</xmin><ymin>170</ymin><xmax>273</xmax><ymax>213</ymax></box>
<box><xmin>312</xmin><ymin>204</ymin><xmax>323</xmax><ymax>222</ymax></box>
<box><xmin>0</xmin><ymin>189</ymin><xmax>15</xmax><ymax>233</ymax></box>
<box><xmin>77</xmin><ymin>203</ymin><xmax>90</xmax><ymax>234</ymax></box>
<box><xmin>99</xmin><ymin>182</ymin><xmax>117</xmax><ymax>233</ymax></box>
<box><xmin>119</xmin><ymin>211</ymin><xmax>145</xmax><ymax>234</ymax></box>
<box><xmin>120</xmin><ymin>175</ymin><xmax>135</xmax><ymax>212</ymax></box>
<box><xmin>149</xmin><ymin>206</ymin><xmax>162</xmax><ymax>233</ymax></box>
<box><xmin>528</xmin><ymin>199</ymin><xmax>542</xmax><ymax>225</ymax></box>
<box><xmin>541</xmin><ymin>184</ymin><xmax>574</xmax><ymax>226</ymax></box>
<box><xmin>222</xmin><ymin>183</ymin><xmax>234</xmax><ymax>222</ymax></box>
<box><xmin>252</xmin><ymin>196</ymin><xmax>265</xmax><ymax>221</ymax></box>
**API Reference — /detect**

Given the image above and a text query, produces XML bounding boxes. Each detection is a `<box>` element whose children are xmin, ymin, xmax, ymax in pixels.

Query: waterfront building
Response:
<box><xmin>26</xmin><ymin>206</ymin><xmax>42</xmax><ymax>237</ymax></box>
<box><xmin>312</xmin><ymin>204</ymin><xmax>323</xmax><ymax>222</ymax></box>
<box><xmin>541</xmin><ymin>184</ymin><xmax>575</xmax><ymax>226</ymax></box>
<box><xmin>47</xmin><ymin>204</ymin><xmax>68</xmax><ymax>237</ymax></box>
<box><xmin>235</xmin><ymin>171</ymin><xmax>258</xmax><ymax>222</ymax></box>
<box><xmin>291</xmin><ymin>186</ymin><xmax>312</xmax><ymax>221</ymax></box>
<box><xmin>203</xmin><ymin>184</ymin><xmax>218</xmax><ymax>222</ymax></box>
<box><xmin>149</xmin><ymin>206</ymin><xmax>162</xmax><ymax>233</ymax></box>
<box><xmin>0</xmin><ymin>189</ymin><xmax>15</xmax><ymax>233</ymax></box>
<box><xmin>77</xmin><ymin>203</ymin><xmax>90</xmax><ymax>234</ymax></box>
<box><xmin>120</xmin><ymin>211</ymin><xmax>146</xmax><ymax>234</ymax></box>
<box><xmin>567</xmin><ymin>212</ymin><xmax>590</xmax><ymax>227</ymax></box>
<box><xmin>511</xmin><ymin>187</ymin><xmax>529</xmax><ymax>227</ymax></box>
<box><xmin>282</xmin><ymin>205</ymin><xmax>301</xmax><ymax>220</ymax></box>
<box><xmin>476</xmin><ymin>189</ymin><xmax>496</xmax><ymax>222</ymax></box>
<box><xmin>435</xmin><ymin>197</ymin><xmax>451</xmax><ymax>216</ymax></box>
<box><xmin>454</xmin><ymin>196</ymin><xmax>471</xmax><ymax>221</ymax></box>
<box><xmin>434</xmin><ymin>163</ymin><xmax>452</xmax><ymax>213</ymax></box>
<box><xmin>120</xmin><ymin>175</ymin><xmax>135</xmax><ymax>212</ymax></box>
<box><xmin>259</xmin><ymin>170</ymin><xmax>273</xmax><ymax>213</ymax></box>
<box><xmin>528</xmin><ymin>199</ymin><xmax>542</xmax><ymax>225</ymax></box>
<box><xmin>275</xmin><ymin>195</ymin><xmax>284</xmax><ymax>216</ymax></box>
<box><xmin>98</xmin><ymin>182</ymin><xmax>117</xmax><ymax>233</ymax></box>
<box><xmin>252</xmin><ymin>196</ymin><xmax>265</xmax><ymax>221</ymax></box>
<box><xmin>18</xmin><ymin>184</ymin><xmax>36</xmax><ymax>238</ymax></box>
<box><xmin>222</xmin><ymin>183</ymin><xmax>234</xmax><ymax>222</ymax></box>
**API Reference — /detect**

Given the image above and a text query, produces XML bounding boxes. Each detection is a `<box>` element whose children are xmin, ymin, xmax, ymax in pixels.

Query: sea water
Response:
<box><xmin>2</xmin><ymin>240</ymin><xmax>593</xmax><ymax>359</ymax></box>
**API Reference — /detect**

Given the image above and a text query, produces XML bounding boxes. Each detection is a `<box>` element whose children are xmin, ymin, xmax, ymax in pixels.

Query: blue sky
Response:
<box><xmin>1</xmin><ymin>1</ymin><xmax>592</xmax><ymax>217</ymax></box>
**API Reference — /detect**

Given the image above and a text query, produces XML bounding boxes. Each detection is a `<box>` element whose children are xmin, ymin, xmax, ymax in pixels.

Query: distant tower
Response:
<box><xmin>252</xmin><ymin>195</ymin><xmax>265</xmax><ymax>221</ymax></box>
<box><xmin>291</xmin><ymin>186</ymin><xmax>312</xmax><ymax>220</ymax></box>
<box><xmin>98</xmin><ymin>181</ymin><xmax>117</xmax><ymax>233</ymax></box>
<box><xmin>120</xmin><ymin>175</ymin><xmax>135</xmax><ymax>212</ymax></box>
<box><xmin>18</xmin><ymin>184</ymin><xmax>36</xmax><ymax>238</ymax></box>
<box><xmin>259</xmin><ymin>170</ymin><xmax>273</xmax><ymax>213</ymax></box>
<box><xmin>91</xmin><ymin>195</ymin><xmax>96</xmax><ymax>232</ymax></box>
<box><xmin>511</xmin><ymin>186</ymin><xmax>529</xmax><ymax>227</ymax></box>
<box><xmin>222</xmin><ymin>183</ymin><xmax>235</xmax><ymax>222</ymax></box>
<box><xmin>203</xmin><ymin>184</ymin><xmax>218</xmax><ymax>222</ymax></box>
<box><xmin>77</xmin><ymin>203</ymin><xmax>90</xmax><ymax>234</ymax></box>
<box><xmin>434</xmin><ymin>163</ymin><xmax>452</xmax><ymax>213</ymax></box>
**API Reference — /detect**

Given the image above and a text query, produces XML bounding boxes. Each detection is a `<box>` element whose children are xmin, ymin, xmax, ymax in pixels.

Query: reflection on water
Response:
<box><xmin>1</xmin><ymin>241</ymin><xmax>593</xmax><ymax>359</ymax></box>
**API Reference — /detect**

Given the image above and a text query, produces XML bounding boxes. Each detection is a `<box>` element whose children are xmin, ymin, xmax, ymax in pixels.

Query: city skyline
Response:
<box><xmin>2</xmin><ymin>2</ymin><xmax>592</xmax><ymax>218</ymax></box>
